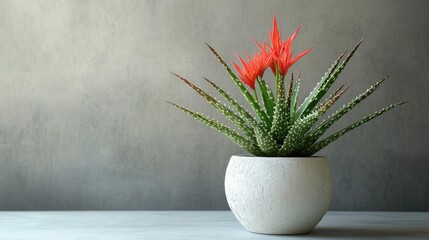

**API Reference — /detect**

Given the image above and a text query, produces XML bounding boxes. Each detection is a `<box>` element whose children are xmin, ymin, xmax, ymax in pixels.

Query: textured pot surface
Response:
<box><xmin>224</xmin><ymin>155</ymin><xmax>332</xmax><ymax>235</ymax></box>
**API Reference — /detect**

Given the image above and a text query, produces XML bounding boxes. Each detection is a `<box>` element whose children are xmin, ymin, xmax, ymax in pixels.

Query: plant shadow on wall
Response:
<box><xmin>168</xmin><ymin>15</ymin><xmax>407</xmax><ymax>235</ymax></box>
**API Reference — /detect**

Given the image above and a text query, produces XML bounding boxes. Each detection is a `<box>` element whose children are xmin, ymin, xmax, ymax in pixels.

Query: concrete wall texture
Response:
<box><xmin>0</xmin><ymin>0</ymin><xmax>428</xmax><ymax>210</ymax></box>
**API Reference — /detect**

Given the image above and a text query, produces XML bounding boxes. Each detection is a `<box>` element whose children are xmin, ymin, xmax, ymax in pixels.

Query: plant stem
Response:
<box><xmin>253</xmin><ymin>89</ymin><xmax>258</xmax><ymax>102</ymax></box>
<box><xmin>275</xmin><ymin>63</ymin><xmax>280</xmax><ymax>96</ymax></box>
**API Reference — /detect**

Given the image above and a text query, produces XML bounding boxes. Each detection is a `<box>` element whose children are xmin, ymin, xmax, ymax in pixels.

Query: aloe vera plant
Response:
<box><xmin>170</xmin><ymin>16</ymin><xmax>405</xmax><ymax>157</ymax></box>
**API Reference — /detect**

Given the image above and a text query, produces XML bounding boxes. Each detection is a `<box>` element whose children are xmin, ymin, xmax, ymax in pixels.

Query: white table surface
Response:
<box><xmin>0</xmin><ymin>211</ymin><xmax>428</xmax><ymax>239</ymax></box>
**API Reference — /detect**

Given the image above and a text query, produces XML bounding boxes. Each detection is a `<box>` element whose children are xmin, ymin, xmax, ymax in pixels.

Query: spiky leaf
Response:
<box><xmin>304</xmin><ymin>77</ymin><xmax>389</xmax><ymax>145</ymax></box>
<box><xmin>203</xmin><ymin>77</ymin><xmax>256</xmax><ymax>127</ymax></box>
<box><xmin>285</xmin><ymin>73</ymin><xmax>294</xmax><ymax>124</ymax></box>
<box><xmin>254</xmin><ymin>123</ymin><xmax>280</xmax><ymax>156</ymax></box>
<box><xmin>289</xmin><ymin>74</ymin><xmax>300</xmax><ymax>123</ymax></box>
<box><xmin>169</xmin><ymin>102</ymin><xmax>263</xmax><ymax>155</ymax></box>
<box><xmin>257</xmin><ymin>77</ymin><xmax>275</xmax><ymax>120</ymax></box>
<box><xmin>206</xmin><ymin>43</ymin><xmax>271</xmax><ymax>128</ymax></box>
<box><xmin>172</xmin><ymin>73</ymin><xmax>256</xmax><ymax>142</ymax></box>
<box><xmin>278</xmin><ymin>112</ymin><xmax>320</xmax><ymax>156</ymax></box>
<box><xmin>301</xmin><ymin>101</ymin><xmax>407</xmax><ymax>156</ymax></box>
<box><xmin>270</xmin><ymin>66</ymin><xmax>289</xmax><ymax>142</ymax></box>
<box><xmin>278</xmin><ymin>86</ymin><xmax>349</xmax><ymax>156</ymax></box>
<box><xmin>295</xmin><ymin>52</ymin><xmax>346</xmax><ymax>121</ymax></box>
<box><xmin>297</xmin><ymin>38</ymin><xmax>363</xmax><ymax>120</ymax></box>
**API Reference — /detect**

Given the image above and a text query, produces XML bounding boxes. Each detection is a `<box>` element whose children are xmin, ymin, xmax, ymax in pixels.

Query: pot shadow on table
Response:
<box><xmin>299</xmin><ymin>226</ymin><xmax>429</xmax><ymax>238</ymax></box>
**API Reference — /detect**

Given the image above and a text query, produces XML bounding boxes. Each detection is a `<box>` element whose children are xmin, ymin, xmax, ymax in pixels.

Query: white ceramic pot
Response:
<box><xmin>224</xmin><ymin>155</ymin><xmax>332</xmax><ymax>235</ymax></box>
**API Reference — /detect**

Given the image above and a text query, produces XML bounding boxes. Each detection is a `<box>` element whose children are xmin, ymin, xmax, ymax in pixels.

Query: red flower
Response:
<box><xmin>268</xmin><ymin>16</ymin><xmax>311</xmax><ymax>76</ymax></box>
<box><xmin>232</xmin><ymin>16</ymin><xmax>310</xmax><ymax>88</ymax></box>
<box><xmin>232</xmin><ymin>42</ymin><xmax>272</xmax><ymax>89</ymax></box>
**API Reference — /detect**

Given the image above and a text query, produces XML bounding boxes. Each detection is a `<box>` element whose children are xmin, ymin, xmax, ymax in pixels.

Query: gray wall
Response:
<box><xmin>0</xmin><ymin>0</ymin><xmax>428</xmax><ymax>210</ymax></box>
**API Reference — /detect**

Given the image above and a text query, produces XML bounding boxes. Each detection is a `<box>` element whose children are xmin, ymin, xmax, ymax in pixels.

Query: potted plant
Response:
<box><xmin>169</xmin><ymin>16</ymin><xmax>405</xmax><ymax>234</ymax></box>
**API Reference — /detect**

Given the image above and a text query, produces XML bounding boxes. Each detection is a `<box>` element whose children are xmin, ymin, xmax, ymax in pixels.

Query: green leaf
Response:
<box><xmin>169</xmin><ymin>102</ymin><xmax>263</xmax><ymax>156</ymax></box>
<box><xmin>172</xmin><ymin>73</ymin><xmax>256</xmax><ymax>142</ymax></box>
<box><xmin>270</xmin><ymin>65</ymin><xmax>289</xmax><ymax>142</ymax></box>
<box><xmin>315</xmin><ymin>83</ymin><xmax>350</xmax><ymax>114</ymax></box>
<box><xmin>278</xmin><ymin>86</ymin><xmax>349</xmax><ymax>156</ymax></box>
<box><xmin>301</xmin><ymin>101</ymin><xmax>407</xmax><ymax>156</ymax></box>
<box><xmin>295</xmin><ymin>52</ymin><xmax>346</xmax><ymax>121</ymax></box>
<box><xmin>296</xmin><ymin>38</ymin><xmax>363</xmax><ymax>120</ymax></box>
<box><xmin>289</xmin><ymin>74</ymin><xmax>300</xmax><ymax>123</ymax></box>
<box><xmin>257</xmin><ymin>77</ymin><xmax>275</xmax><ymax>120</ymax></box>
<box><xmin>278</xmin><ymin>112</ymin><xmax>320</xmax><ymax>156</ymax></box>
<box><xmin>304</xmin><ymin>77</ymin><xmax>388</xmax><ymax>145</ymax></box>
<box><xmin>254</xmin><ymin>123</ymin><xmax>280</xmax><ymax>156</ymax></box>
<box><xmin>203</xmin><ymin>77</ymin><xmax>257</xmax><ymax>127</ymax></box>
<box><xmin>205</xmin><ymin>43</ymin><xmax>271</xmax><ymax>128</ymax></box>
<box><xmin>285</xmin><ymin>73</ymin><xmax>294</xmax><ymax>125</ymax></box>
